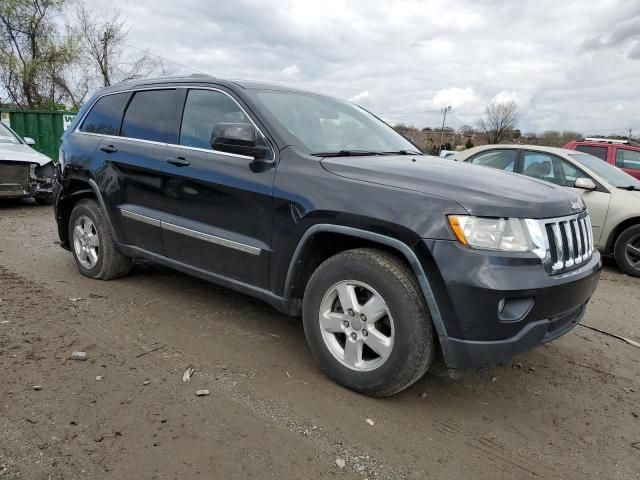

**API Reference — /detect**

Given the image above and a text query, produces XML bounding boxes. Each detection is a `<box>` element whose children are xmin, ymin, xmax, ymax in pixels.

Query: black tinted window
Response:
<box><xmin>575</xmin><ymin>145</ymin><xmax>607</xmax><ymax>161</ymax></box>
<box><xmin>121</xmin><ymin>90</ymin><xmax>177</xmax><ymax>143</ymax></box>
<box><xmin>179</xmin><ymin>90</ymin><xmax>249</xmax><ymax>149</ymax></box>
<box><xmin>80</xmin><ymin>93</ymin><xmax>128</xmax><ymax>135</ymax></box>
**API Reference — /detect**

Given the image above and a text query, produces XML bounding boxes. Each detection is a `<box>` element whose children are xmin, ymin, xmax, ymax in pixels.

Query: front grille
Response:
<box><xmin>541</xmin><ymin>213</ymin><xmax>594</xmax><ymax>274</ymax></box>
<box><xmin>0</xmin><ymin>163</ymin><xmax>29</xmax><ymax>185</ymax></box>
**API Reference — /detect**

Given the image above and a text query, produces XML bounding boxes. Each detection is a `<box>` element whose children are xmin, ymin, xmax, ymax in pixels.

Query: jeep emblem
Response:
<box><xmin>571</xmin><ymin>201</ymin><xmax>582</xmax><ymax>211</ymax></box>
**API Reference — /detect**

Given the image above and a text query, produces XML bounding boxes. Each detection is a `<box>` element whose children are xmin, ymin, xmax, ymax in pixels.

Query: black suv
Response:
<box><xmin>54</xmin><ymin>76</ymin><xmax>601</xmax><ymax>396</ymax></box>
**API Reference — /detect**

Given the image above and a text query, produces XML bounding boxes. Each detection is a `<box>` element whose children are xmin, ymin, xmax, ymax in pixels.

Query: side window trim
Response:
<box><xmin>75</xmin><ymin>85</ymin><xmax>275</xmax><ymax>161</ymax></box>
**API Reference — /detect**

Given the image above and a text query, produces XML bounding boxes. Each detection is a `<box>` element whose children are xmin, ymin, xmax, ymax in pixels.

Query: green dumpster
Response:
<box><xmin>0</xmin><ymin>110</ymin><xmax>77</xmax><ymax>161</ymax></box>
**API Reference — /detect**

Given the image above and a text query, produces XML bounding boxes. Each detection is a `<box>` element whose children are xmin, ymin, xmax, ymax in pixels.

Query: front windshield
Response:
<box><xmin>254</xmin><ymin>91</ymin><xmax>419</xmax><ymax>155</ymax></box>
<box><xmin>0</xmin><ymin>122</ymin><xmax>21</xmax><ymax>144</ymax></box>
<box><xmin>568</xmin><ymin>153</ymin><xmax>640</xmax><ymax>188</ymax></box>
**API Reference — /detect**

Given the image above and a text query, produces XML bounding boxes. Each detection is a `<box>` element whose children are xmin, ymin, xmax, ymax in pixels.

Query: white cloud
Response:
<box><xmin>349</xmin><ymin>90</ymin><xmax>370</xmax><ymax>103</ymax></box>
<box><xmin>431</xmin><ymin>87</ymin><xmax>480</xmax><ymax>110</ymax></box>
<box><xmin>280</xmin><ymin>64</ymin><xmax>301</xmax><ymax>78</ymax></box>
<box><xmin>491</xmin><ymin>90</ymin><xmax>520</xmax><ymax>105</ymax></box>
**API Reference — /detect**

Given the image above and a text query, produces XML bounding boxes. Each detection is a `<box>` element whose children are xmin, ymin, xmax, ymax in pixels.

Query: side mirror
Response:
<box><xmin>24</xmin><ymin>137</ymin><xmax>36</xmax><ymax>145</ymax></box>
<box><xmin>210</xmin><ymin>123</ymin><xmax>270</xmax><ymax>160</ymax></box>
<box><xmin>575</xmin><ymin>177</ymin><xmax>597</xmax><ymax>191</ymax></box>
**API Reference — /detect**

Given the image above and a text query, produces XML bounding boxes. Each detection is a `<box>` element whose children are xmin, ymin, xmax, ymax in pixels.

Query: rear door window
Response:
<box><xmin>615</xmin><ymin>148</ymin><xmax>640</xmax><ymax>170</ymax></box>
<box><xmin>575</xmin><ymin>145</ymin><xmax>608</xmax><ymax>161</ymax></box>
<box><xmin>80</xmin><ymin>93</ymin><xmax>129</xmax><ymax>135</ymax></box>
<box><xmin>468</xmin><ymin>149</ymin><xmax>517</xmax><ymax>172</ymax></box>
<box><xmin>121</xmin><ymin>89</ymin><xmax>178</xmax><ymax>143</ymax></box>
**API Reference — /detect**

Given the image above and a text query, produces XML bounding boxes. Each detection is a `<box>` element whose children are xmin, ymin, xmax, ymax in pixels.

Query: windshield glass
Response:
<box><xmin>568</xmin><ymin>153</ymin><xmax>640</xmax><ymax>188</ymax></box>
<box><xmin>0</xmin><ymin>122</ymin><xmax>21</xmax><ymax>144</ymax></box>
<box><xmin>254</xmin><ymin>91</ymin><xmax>419</xmax><ymax>155</ymax></box>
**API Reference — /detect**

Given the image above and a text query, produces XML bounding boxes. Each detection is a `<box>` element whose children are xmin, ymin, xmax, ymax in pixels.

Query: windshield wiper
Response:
<box><xmin>311</xmin><ymin>150</ymin><xmax>383</xmax><ymax>157</ymax></box>
<box><xmin>381</xmin><ymin>150</ymin><xmax>424</xmax><ymax>156</ymax></box>
<box><xmin>618</xmin><ymin>185</ymin><xmax>640</xmax><ymax>191</ymax></box>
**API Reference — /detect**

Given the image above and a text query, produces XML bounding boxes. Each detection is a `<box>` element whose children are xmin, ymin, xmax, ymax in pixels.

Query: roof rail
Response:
<box><xmin>583</xmin><ymin>137</ymin><xmax>630</xmax><ymax>144</ymax></box>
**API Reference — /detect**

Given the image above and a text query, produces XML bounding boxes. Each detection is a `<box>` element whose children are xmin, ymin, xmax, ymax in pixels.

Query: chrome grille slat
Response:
<box><xmin>543</xmin><ymin>213</ymin><xmax>594</xmax><ymax>274</ymax></box>
<box><xmin>563</xmin><ymin>222</ymin><xmax>575</xmax><ymax>267</ymax></box>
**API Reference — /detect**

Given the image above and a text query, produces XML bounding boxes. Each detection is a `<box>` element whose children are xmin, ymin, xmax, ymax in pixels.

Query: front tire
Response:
<box><xmin>68</xmin><ymin>199</ymin><xmax>131</xmax><ymax>280</ymax></box>
<box><xmin>614</xmin><ymin>224</ymin><xmax>640</xmax><ymax>277</ymax></box>
<box><xmin>302</xmin><ymin>248</ymin><xmax>436</xmax><ymax>397</ymax></box>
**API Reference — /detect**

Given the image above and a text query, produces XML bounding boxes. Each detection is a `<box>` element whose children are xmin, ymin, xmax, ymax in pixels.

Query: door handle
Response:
<box><xmin>167</xmin><ymin>156</ymin><xmax>190</xmax><ymax>167</ymax></box>
<box><xmin>100</xmin><ymin>145</ymin><xmax>118</xmax><ymax>153</ymax></box>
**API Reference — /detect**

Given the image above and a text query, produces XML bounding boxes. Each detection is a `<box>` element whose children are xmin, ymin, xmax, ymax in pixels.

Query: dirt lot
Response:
<box><xmin>1</xmin><ymin>200</ymin><xmax>639</xmax><ymax>480</ymax></box>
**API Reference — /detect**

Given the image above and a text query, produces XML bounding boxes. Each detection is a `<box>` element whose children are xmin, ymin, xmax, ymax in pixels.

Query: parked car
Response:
<box><xmin>453</xmin><ymin>145</ymin><xmax>640</xmax><ymax>276</ymax></box>
<box><xmin>564</xmin><ymin>138</ymin><xmax>640</xmax><ymax>180</ymax></box>
<box><xmin>0</xmin><ymin>121</ymin><xmax>56</xmax><ymax>204</ymax></box>
<box><xmin>54</xmin><ymin>76</ymin><xmax>600</xmax><ymax>396</ymax></box>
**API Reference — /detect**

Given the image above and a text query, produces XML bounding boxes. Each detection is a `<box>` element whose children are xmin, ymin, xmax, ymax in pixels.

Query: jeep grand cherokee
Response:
<box><xmin>54</xmin><ymin>76</ymin><xmax>601</xmax><ymax>396</ymax></box>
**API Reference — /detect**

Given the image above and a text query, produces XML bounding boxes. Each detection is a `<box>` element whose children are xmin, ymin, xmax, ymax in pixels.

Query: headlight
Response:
<box><xmin>448</xmin><ymin>215</ymin><xmax>535</xmax><ymax>253</ymax></box>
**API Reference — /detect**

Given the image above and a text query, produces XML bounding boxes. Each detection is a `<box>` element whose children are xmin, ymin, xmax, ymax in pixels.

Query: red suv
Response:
<box><xmin>564</xmin><ymin>138</ymin><xmax>640</xmax><ymax>180</ymax></box>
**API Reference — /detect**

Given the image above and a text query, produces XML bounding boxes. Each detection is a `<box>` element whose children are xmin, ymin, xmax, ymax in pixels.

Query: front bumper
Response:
<box><xmin>422</xmin><ymin>240</ymin><xmax>601</xmax><ymax>369</ymax></box>
<box><xmin>0</xmin><ymin>161</ymin><xmax>55</xmax><ymax>199</ymax></box>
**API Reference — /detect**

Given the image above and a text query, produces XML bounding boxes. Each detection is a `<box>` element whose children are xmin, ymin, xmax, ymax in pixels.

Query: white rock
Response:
<box><xmin>95</xmin><ymin>376</ymin><xmax>103</xmax><ymax>381</ymax></box>
<box><xmin>335</xmin><ymin>458</ymin><xmax>346</xmax><ymax>469</ymax></box>
<box><xmin>365</xmin><ymin>418</ymin><xmax>374</xmax><ymax>426</ymax></box>
<box><xmin>195</xmin><ymin>389</ymin><xmax>210</xmax><ymax>396</ymax></box>
<box><xmin>70</xmin><ymin>351</ymin><xmax>87</xmax><ymax>360</ymax></box>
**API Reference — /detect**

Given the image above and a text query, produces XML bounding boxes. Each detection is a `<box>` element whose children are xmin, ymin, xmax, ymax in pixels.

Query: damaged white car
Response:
<box><xmin>0</xmin><ymin>121</ymin><xmax>56</xmax><ymax>204</ymax></box>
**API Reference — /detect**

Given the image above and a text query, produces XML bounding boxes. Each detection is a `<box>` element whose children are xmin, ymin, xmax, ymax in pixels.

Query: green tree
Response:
<box><xmin>0</xmin><ymin>0</ymin><xmax>85</xmax><ymax>109</ymax></box>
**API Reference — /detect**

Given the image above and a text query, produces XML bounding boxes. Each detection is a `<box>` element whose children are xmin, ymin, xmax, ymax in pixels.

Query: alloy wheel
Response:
<box><xmin>318</xmin><ymin>280</ymin><xmax>394</xmax><ymax>372</ymax></box>
<box><xmin>73</xmin><ymin>215</ymin><xmax>100</xmax><ymax>269</ymax></box>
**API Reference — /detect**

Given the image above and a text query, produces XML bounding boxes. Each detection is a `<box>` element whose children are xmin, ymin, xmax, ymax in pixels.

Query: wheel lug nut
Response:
<box><xmin>362</xmin><ymin>330</ymin><xmax>368</xmax><ymax>336</ymax></box>
<box><xmin>347</xmin><ymin>309</ymin><xmax>355</xmax><ymax>317</ymax></box>
<box><xmin>350</xmin><ymin>333</ymin><xmax>357</xmax><ymax>340</ymax></box>
<box><xmin>343</xmin><ymin>321</ymin><xmax>349</xmax><ymax>328</ymax></box>
<box><xmin>360</xmin><ymin>314</ymin><xmax>366</xmax><ymax>322</ymax></box>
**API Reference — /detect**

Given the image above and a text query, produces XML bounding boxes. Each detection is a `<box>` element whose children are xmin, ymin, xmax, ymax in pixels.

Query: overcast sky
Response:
<box><xmin>85</xmin><ymin>0</ymin><xmax>640</xmax><ymax>134</ymax></box>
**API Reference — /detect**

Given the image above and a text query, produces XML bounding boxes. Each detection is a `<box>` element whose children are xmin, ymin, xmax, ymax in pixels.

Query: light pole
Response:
<box><xmin>439</xmin><ymin>106</ymin><xmax>451</xmax><ymax>154</ymax></box>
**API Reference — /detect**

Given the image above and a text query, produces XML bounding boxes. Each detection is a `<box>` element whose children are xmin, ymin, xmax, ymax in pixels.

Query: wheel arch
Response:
<box><xmin>283</xmin><ymin>224</ymin><xmax>448</xmax><ymax>338</ymax></box>
<box><xmin>605</xmin><ymin>216</ymin><xmax>640</xmax><ymax>253</ymax></box>
<box><xmin>57</xmin><ymin>178</ymin><xmax>118</xmax><ymax>247</ymax></box>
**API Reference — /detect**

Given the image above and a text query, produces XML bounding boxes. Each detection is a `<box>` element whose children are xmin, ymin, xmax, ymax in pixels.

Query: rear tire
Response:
<box><xmin>302</xmin><ymin>248</ymin><xmax>436</xmax><ymax>397</ymax></box>
<box><xmin>613</xmin><ymin>224</ymin><xmax>640</xmax><ymax>277</ymax></box>
<box><xmin>68</xmin><ymin>199</ymin><xmax>131</xmax><ymax>280</ymax></box>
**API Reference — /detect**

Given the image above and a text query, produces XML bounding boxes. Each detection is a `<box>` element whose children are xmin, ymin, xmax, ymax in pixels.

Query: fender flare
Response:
<box><xmin>86</xmin><ymin>178</ymin><xmax>120</xmax><ymax>243</ymax></box>
<box><xmin>283</xmin><ymin>224</ymin><xmax>448</xmax><ymax>338</ymax></box>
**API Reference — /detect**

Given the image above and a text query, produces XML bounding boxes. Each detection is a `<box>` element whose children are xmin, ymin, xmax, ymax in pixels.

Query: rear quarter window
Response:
<box><xmin>575</xmin><ymin>145</ymin><xmax>608</xmax><ymax>161</ymax></box>
<box><xmin>80</xmin><ymin>93</ymin><xmax>129</xmax><ymax>135</ymax></box>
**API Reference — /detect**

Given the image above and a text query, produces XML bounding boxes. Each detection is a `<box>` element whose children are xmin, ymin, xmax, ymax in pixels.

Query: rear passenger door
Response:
<box><xmin>161</xmin><ymin>88</ymin><xmax>276</xmax><ymax>289</ymax></box>
<box><xmin>94</xmin><ymin>89</ymin><xmax>179</xmax><ymax>254</ymax></box>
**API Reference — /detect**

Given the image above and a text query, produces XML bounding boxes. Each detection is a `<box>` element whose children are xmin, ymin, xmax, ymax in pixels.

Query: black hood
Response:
<box><xmin>321</xmin><ymin>155</ymin><xmax>584</xmax><ymax>219</ymax></box>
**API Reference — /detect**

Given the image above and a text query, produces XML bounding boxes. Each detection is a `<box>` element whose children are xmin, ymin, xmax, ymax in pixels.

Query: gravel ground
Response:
<box><xmin>1</xmin><ymin>199</ymin><xmax>639</xmax><ymax>479</ymax></box>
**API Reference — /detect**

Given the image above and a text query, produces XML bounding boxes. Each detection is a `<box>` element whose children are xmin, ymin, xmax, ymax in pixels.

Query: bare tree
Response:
<box><xmin>74</xmin><ymin>4</ymin><xmax>161</xmax><ymax>87</ymax></box>
<box><xmin>475</xmin><ymin>101</ymin><xmax>518</xmax><ymax>144</ymax></box>
<box><xmin>0</xmin><ymin>0</ymin><xmax>82</xmax><ymax>109</ymax></box>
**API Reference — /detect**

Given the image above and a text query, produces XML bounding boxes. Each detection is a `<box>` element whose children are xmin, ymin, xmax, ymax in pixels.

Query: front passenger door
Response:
<box><xmin>161</xmin><ymin>88</ymin><xmax>276</xmax><ymax>289</ymax></box>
